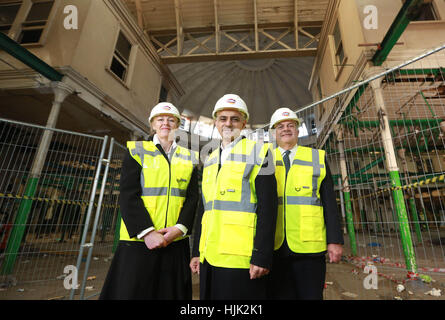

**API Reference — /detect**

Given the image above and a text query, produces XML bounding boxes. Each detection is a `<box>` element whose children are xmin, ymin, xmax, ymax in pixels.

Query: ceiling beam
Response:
<box><xmin>261</xmin><ymin>28</ymin><xmax>292</xmax><ymax>50</ymax></box>
<box><xmin>174</xmin><ymin>0</ymin><xmax>184</xmax><ymax>56</ymax></box>
<box><xmin>254</xmin><ymin>0</ymin><xmax>259</xmax><ymax>51</ymax></box>
<box><xmin>214</xmin><ymin>0</ymin><xmax>220</xmax><ymax>53</ymax></box>
<box><xmin>223</xmin><ymin>32</ymin><xmax>253</xmax><ymax>52</ymax></box>
<box><xmin>147</xmin><ymin>21</ymin><xmax>323</xmax><ymax>36</ymax></box>
<box><xmin>160</xmin><ymin>48</ymin><xmax>317</xmax><ymax>64</ymax></box>
<box><xmin>294</xmin><ymin>0</ymin><xmax>299</xmax><ymax>49</ymax></box>
<box><xmin>133</xmin><ymin>0</ymin><xmax>144</xmax><ymax>29</ymax></box>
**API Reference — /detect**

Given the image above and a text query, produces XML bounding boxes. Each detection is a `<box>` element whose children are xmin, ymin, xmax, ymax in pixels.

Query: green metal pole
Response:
<box><xmin>343</xmin><ymin>191</ymin><xmax>357</xmax><ymax>256</ymax></box>
<box><xmin>419</xmin><ymin>90</ymin><xmax>437</xmax><ymax>119</ymax></box>
<box><xmin>372</xmin><ymin>0</ymin><xmax>424</xmax><ymax>66</ymax></box>
<box><xmin>340</xmin><ymin>119</ymin><xmax>444</xmax><ymax>129</ymax></box>
<box><xmin>0</xmin><ymin>33</ymin><xmax>63</xmax><ymax>81</ymax></box>
<box><xmin>350</xmin><ymin>156</ymin><xmax>385</xmax><ymax>178</ymax></box>
<box><xmin>389</xmin><ymin>171</ymin><xmax>418</xmax><ymax>273</ymax></box>
<box><xmin>408</xmin><ymin>197</ymin><xmax>422</xmax><ymax>243</ymax></box>
<box><xmin>357</xmin><ymin>188</ymin><xmax>366</xmax><ymax>228</ymax></box>
<box><xmin>400</xmin><ymin>148</ymin><xmax>422</xmax><ymax>243</ymax></box>
<box><xmin>416</xmin><ymin>185</ymin><xmax>429</xmax><ymax>231</ymax></box>
<box><xmin>1</xmin><ymin>177</ymin><xmax>39</xmax><ymax>275</ymax></box>
<box><xmin>337</xmin><ymin>136</ymin><xmax>357</xmax><ymax>256</ymax></box>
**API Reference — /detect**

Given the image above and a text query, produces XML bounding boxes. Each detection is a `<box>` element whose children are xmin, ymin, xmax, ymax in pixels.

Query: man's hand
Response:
<box><xmin>143</xmin><ymin>230</ymin><xmax>167</xmax><ymax>250</ymax></box>
<box><xmin>249</xmin><ymin>264</ymin><xmax>270</xmax><ymax>280</ymax></box>
<box><xmin>158</xmin><ymin>226</ymin><xmax>184</xmax><ymax>245</ymax></box>
<box><xmin>190</xmin><ymin>257</ymin><xmax>200</xmax><ymax>274</ymax></box>
<box><xmin>327</xmin><ymin>243</ymin><xmax>343</xmax><ymax>263</ymax></box>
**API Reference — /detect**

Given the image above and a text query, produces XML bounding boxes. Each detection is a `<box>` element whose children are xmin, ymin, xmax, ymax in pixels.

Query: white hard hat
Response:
<box><xmin>269</xmin><ymin>107</ymin><xmax>301</xmax><ymax>129</ymax></box>
<box><xmin>149</xmin><ymin>102</ymin><xmax>181</xmax><ymax>123</ymax></box>
<box><xmin>212</xmin><ymin>94</ymin><xmax>249</xmax><ymax>121</ymax></box>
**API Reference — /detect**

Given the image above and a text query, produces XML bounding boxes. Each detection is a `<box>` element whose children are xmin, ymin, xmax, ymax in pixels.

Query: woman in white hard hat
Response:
<box><xmin>100</xmin><ymin>102</ymin><xmax>199</xmax><ymax>300</ymax></box>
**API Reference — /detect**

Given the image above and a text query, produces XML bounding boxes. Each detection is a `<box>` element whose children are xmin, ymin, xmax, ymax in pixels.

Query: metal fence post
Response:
<box><xmin>79</xmin><ymin>138</ymin><xmax>114</xmax><ymax>300</ymax></box>
<box><xmin>69</xmin><ymin>136</ymin><xmax>108</xmax><ymax>300</ymax></box>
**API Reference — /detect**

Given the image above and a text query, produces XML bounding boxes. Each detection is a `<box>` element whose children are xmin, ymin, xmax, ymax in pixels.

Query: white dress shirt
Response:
<box><xmin>278</xmin><ymin>144</ymin><xmax>298</xmax><ymax>163</ymax></box>
<box><xmin>137</xmin><ymin>134</ymin><xmax>187</xmax><ymax>239</ymax></box>
<box><xmin>220</xmin><ymin>138</ymin><xmax>239</xmax><ymax>165</ymax></box>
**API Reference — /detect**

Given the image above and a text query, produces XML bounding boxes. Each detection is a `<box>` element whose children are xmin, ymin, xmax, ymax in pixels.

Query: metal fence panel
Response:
<box><xmin>0</xmin><ymin>118</ymin><xmax>108</xmax><ymax>300</ymax></box>
<box><xmin>288</xmin><ymin>44</ymin><xmax>445</xmax><ymax>300</ymax></box>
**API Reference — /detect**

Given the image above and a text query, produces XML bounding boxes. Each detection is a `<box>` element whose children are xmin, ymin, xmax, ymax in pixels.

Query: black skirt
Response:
<box><xmin>99</xmin><ymin>238</ymin><xmax>192</xmax><ymax>300</ymax></box>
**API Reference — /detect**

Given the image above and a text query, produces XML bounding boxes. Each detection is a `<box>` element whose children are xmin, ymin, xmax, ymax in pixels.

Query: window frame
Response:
<box><xmin>316</xmin><ymin>78</ymin><xmax>325</xmax><ymax>121</ymax></box>
<box><xmin>329</xmin><ymin>19</ymin><xmax>347</xmax><ymax>80</ymax></box>
<box><xmin>402</xmin><ymin>0</ymin><xmax>442</xmax><ymax>21</ymax></box>
<box><xmin>0</xmin><ymin>2</ymin><xmax>22</xmax><ymax>35</ymax></box>
<box><xmin>106</xmin><ymin>27</ymin><xmax>138</xmax><ymax>88</ymax></box>
<box><xmin>11</xmin><ymin>0</ymin><xmax>60</xmax><ymax>47</ymax></box>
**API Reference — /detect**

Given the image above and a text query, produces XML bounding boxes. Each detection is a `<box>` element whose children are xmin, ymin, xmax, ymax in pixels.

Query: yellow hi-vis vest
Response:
<box><xmin>119</xmin><ymin>141</ymin><xmax>198</xmax><ymax>242</ymax></box>
<box><xmin>273</xmin><ymin>146</ymin><xmax>327</xmax><ymax>253</ymax></box>
<box><xmin>198</xmin><ymin>138</ymin><xmax>270</xmax><ymax>269</ymax></box>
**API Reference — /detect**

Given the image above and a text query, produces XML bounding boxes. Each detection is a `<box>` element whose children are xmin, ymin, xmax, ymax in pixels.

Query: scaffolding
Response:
<box><xmin>283</xmin><ymin>42</ymin><xmax>445</xmax><ymax>299</ymax></box>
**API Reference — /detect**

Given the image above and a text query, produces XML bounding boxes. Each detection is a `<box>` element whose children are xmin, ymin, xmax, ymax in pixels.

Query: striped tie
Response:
<box><xmin>283</xmin><ymin>150</ymin><xmax>291</xmax><ymax>176</ymax></box>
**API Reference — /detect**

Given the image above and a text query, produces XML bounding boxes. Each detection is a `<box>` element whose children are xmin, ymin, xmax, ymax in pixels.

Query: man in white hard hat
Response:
<box><xmin>190</xmin><ymin>94</ymin><xmax>278</xmax><ymax>299</ymax></box>
<box><xmin>267</xmin><ymin>107</ymin><xmax>343</xmax><ymax>300</ymax></box>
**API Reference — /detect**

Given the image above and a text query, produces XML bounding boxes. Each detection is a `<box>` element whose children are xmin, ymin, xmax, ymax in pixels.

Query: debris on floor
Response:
<box><xmin>419</xmin><ymin>274</ymin><xmax>433</xmax><ymax>283</ymax></box>
<box><xmin>367</xmin><ymin>242</ymin><xmax>382</xmax><ymax>247</ymax></box>
<box><xmin>425</xmin><ymin>288</ymin><xmax>442</xmax><ymax>297</ymax></box>
<box><xmin>341</xmin><ymin>292</ymin><xmax>358</xmax><ymax>298</ymax></box>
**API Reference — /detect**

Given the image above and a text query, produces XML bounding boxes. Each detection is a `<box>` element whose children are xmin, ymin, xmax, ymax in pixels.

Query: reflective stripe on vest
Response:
<box><xmin>199</xmin><ymin>138</ymin><xmax>270</xmax><ymax>269</ymax></box>
<box><xmin>274</xmin><ymin>146</ymin><xmax>327</xmax><ymax>253</ymax></box>
<box><xmin>119</xmin><ymin>140</ymin><xmax>197</xmax><ymax>242</ymax></box>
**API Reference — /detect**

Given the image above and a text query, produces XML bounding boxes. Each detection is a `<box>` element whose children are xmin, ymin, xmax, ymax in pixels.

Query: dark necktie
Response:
<box><xmin>283</xmin><ymin>150</ymin><xmax>291</xmax><ymax>175</ymax></box>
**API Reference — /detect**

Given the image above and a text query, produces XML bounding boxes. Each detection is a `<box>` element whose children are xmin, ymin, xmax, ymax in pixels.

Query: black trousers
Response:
<box><xmin>199</xmin><ymin>260</ymin><xmax>268</xmax><ymax>300</ymax></box>
<box><xmin>268</xmin><ymin>254</ymin><xmax>326</xmax><ymax>300</ymax></box>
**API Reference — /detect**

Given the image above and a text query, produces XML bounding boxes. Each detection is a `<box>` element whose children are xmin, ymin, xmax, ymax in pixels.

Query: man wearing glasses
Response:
<box><xmin>268</xmin><ymin>107</ymin><xmax>343</xmax><ymax>300</ymax></box>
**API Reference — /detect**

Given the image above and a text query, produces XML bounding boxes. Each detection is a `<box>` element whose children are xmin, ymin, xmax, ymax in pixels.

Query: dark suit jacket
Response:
<box><xmin>275</xmin><ymin>158</ymin><xmax>344</xmax><ymax>257</ymax></box>
<box><xmin>119</xmin><ymin>138</ymin><xmax>199</xmax><ymax>238</ymax></box>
